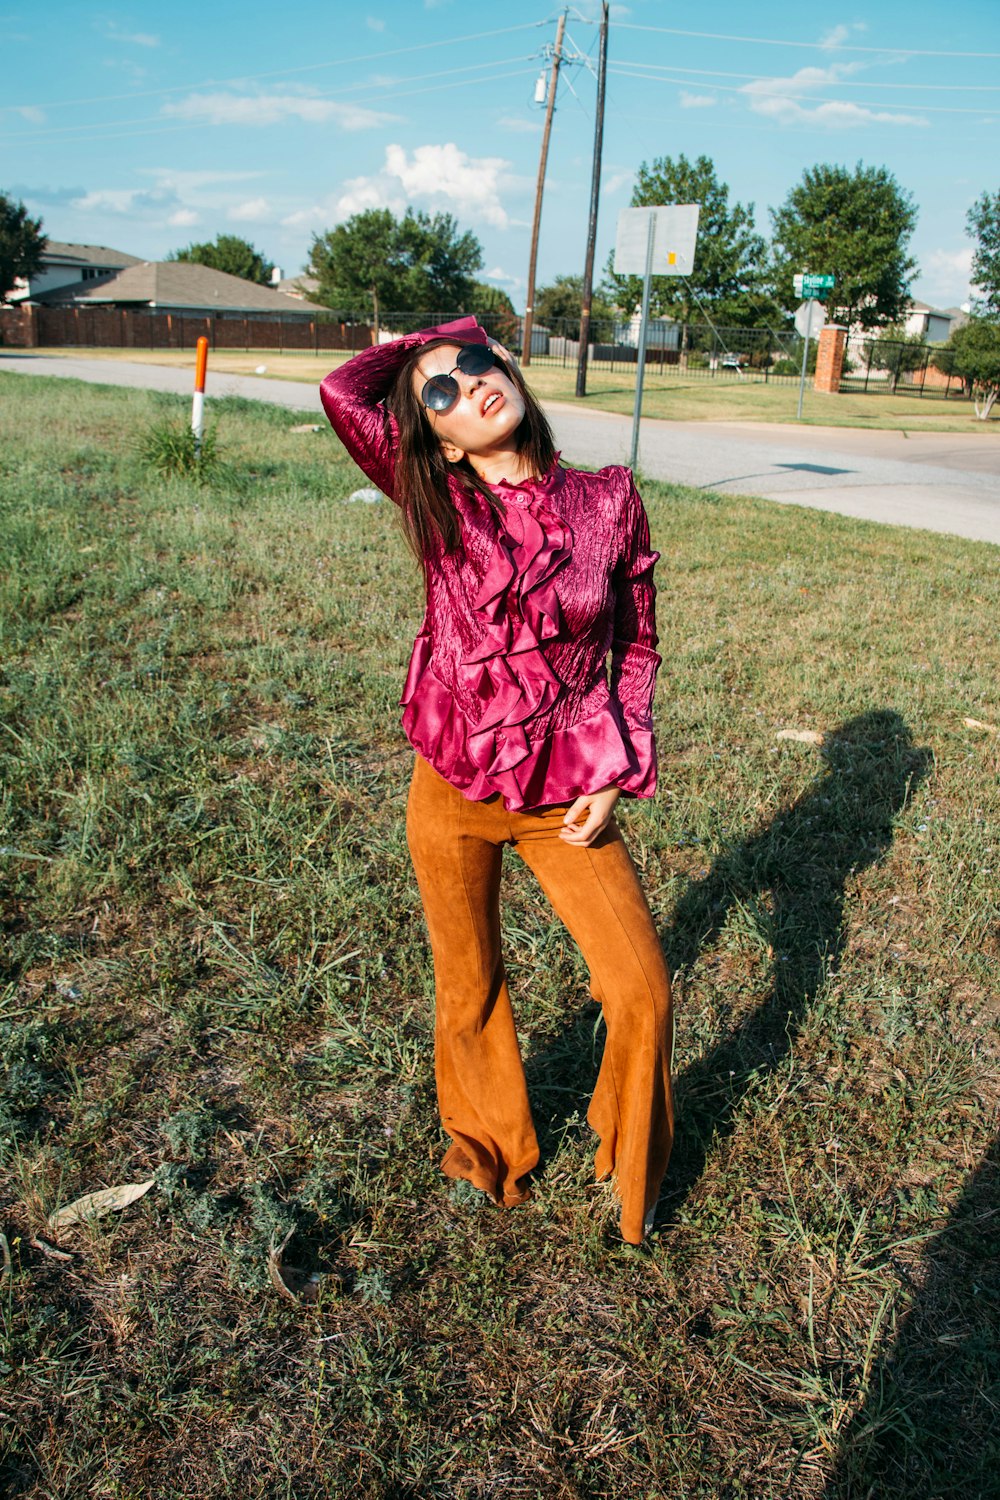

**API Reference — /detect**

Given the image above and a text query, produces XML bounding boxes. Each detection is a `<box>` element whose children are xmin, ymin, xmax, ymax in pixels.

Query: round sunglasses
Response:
<box><xmin>421</xmin><ymin>344</ymin><xmax>499</xmax><ymax>413</ymax></box>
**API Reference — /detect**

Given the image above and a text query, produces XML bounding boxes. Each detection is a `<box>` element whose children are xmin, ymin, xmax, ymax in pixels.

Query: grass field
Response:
<box><xmin>1</xmin><ymin>373</ymin><xmax>998</xmax><ymax>1499</ymax></box>
<box><xmin>25</xmin><ymin>344</ymin><xmax>1000</xmax><ymax>433</ymax></box>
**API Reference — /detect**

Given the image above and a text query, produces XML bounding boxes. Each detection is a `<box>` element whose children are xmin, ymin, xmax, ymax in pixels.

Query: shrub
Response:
<box><xmin>138</xmin><ymin>416</ymin><xmax>220</xmax><ymax>479</ymax></box>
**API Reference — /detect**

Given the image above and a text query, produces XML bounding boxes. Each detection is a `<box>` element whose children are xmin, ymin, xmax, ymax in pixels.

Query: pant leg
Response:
<box><xmin>405</xmin><ymin>755</ymin><xmax>539</xmax><ymax>1204</ymax></box>
<box><xmin>509</xmin><ymin>806</ymin><xmax>674</xmax><ymax>1244</ymax></box>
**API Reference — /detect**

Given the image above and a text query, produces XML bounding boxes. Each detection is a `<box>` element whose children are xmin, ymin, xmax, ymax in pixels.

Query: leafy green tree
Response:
<box><xmin>308</xmin><ymin>208</ymin><xmax>482</xmax><ymax>327</ymax></box>
<box><xmin>535</xmin><ymin>274</ymin><xmax>618</xmax><ymax>343</ymax></box>
<box><xmin>932</xmin><ymin>318</ymin><xmax>1000</xmax><ymax>419</ymax></box>
<box><xmin>604</xmin><ymin>155</ymin><xmax>770</xmax><ymax>332</ymax></box>
<box><xmin>0</xmin><ymin>191</ymin><xmax>46</xmax><ymax>302</ymax></box>
<box><xmin>468</xmin><ymin>281</ymin><xmax>519</xmax><ymax>348</ymax></box>
<box><xmin>967</xmin><ymin>189</ymin><xmax>1000</xmax><ymax>318</ymax></box>
<box><xmin>535</xmin><ymin>274</ymin><xmax>616</xmax><ymax>330</ymax></box>
<box><xmin>770</xmin><ymin>162</ymin><xmax>918</xmax><ymax>331</ymax></box>
<box><xmin>167</xmin><ymin>234</ymin><xmax>275</xmax><ymax>285</ymax></box>
<box><xmin>863</xmin><ymin>325</ymin><xmax>927</xmax><ymax>392</ymax></box>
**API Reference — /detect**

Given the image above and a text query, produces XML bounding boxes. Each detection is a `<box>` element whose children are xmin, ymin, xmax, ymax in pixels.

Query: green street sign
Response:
<box><xmin>801</xmin><ymin>274</ymin><xmax>835</xmax><ymax>295</ymax></box>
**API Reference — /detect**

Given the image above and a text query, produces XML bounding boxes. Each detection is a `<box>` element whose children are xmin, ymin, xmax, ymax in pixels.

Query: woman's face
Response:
<box><xmin>411</xmin><ymin>343</ymin><xmax>526</xmax><ymax>464</ymax></box>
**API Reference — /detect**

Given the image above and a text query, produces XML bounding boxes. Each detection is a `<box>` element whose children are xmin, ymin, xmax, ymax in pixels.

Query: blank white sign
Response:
<box><xmin>614</xmin><ymin>205</ymin><xmax>700</xmax><ymax>277</ymax></box>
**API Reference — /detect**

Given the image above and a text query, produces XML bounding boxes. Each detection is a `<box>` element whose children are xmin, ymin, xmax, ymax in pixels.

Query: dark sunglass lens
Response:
<box><xmin>422</xmin><ymin>374</ymin><xmax>459</xmax><ymax>411</ymax></box>
<box><xmin>456</xmin><ymin>345</ymin><xmax>496</xmax><ymax>376</ymax></box>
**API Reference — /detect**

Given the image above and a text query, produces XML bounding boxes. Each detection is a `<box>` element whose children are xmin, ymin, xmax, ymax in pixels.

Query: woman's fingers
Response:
<box><xmin>560</xmin><ymin>788</ymin><xmax>620</xmax><ymax>847</ymax></box>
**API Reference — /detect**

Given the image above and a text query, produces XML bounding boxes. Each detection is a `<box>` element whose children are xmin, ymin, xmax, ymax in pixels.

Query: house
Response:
<box><xmin>903</xmin><ymin>301</ymin><xmax>961</xmax><ymax>343</ymax></box>
<box><xmin>8</xmin><ymin>240</ymin><xmax>144</xmax><ymax>303</ymax></box>
<box><xmin>275</xmin><ymin>273</ymin><xmax>321</xmax><ymax>301</ymax></box>
<box><xmin>34</xmin><ymin>260</ymin><xmax>327</xmax><ymax>320</ymax></box>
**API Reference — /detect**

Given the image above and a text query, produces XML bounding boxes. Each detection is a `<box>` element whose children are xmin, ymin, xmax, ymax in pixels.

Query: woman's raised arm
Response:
<box><xmin>319</xmin><ymin>316</ymin><xmax>487</xmax><ymax>501</ymax></box>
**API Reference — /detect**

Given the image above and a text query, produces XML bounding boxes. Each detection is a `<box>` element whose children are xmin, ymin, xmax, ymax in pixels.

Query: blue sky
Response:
<box><xmin>4</xmin><ymin>0</ymin><xmax>998</xmax><ymax>312</ymax></box>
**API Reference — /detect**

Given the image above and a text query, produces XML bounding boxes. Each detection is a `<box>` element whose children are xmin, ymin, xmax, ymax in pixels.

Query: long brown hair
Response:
<box><xmin>385</xmin><ymin>337</ymin><xmax>556</xmax><ymax>574</ymax></box>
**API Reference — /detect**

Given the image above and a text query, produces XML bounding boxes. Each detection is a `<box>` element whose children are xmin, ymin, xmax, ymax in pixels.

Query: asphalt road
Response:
<box><xmin>4</xmin><ymin>351</ymin><xmax>999</xmax><ymax>546</ymax></box>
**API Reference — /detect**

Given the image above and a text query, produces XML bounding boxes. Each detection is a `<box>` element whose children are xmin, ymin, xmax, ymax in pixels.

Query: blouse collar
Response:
<box><xmin>489</xmin><ymin>453</ymin><xmax>567</xmax><ymax>500</ymax></box>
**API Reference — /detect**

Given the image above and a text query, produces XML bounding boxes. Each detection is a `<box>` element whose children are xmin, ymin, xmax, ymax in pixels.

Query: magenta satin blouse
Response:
<box><xmin>320</xmin><ymin>317</ymin><xmax>662</xmax><ymax>812</ymax></box>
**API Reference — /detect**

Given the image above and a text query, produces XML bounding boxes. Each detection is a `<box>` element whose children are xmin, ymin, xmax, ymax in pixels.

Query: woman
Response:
<box><xmin>320</xmin><ymin>317</ymin><xmax>673</xmax><ymax>1244</ymax></box>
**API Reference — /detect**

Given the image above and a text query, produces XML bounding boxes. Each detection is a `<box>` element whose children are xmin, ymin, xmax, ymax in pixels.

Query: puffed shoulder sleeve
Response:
<box><xmin>319</xmin><ymin>316</ymin><xmax>487</xmax><ymax>502</ymax></box>
<box><xmin>609</xmin><ymin>469</ymin><xmax>661</xmax><ymax>797</ymax></box>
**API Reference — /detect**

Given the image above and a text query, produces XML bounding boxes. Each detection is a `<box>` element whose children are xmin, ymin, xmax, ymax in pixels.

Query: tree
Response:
<box><xmin>308</xmin><ymin>208</ymin><xmax>482</xmax><ymax>327</ymax></box>
<box><xmin>604</xmin><ymin>155</ymin><xmax>770</xmax><ymax>332</ymax></box>
<box><xmin>864</xmin><ymin>325</ymin><xmax>927</xmax><ymax>392</ymax></box>
<box><xmin>167</xmin><ymin>234</ymin><xmax>274</xmax><ymax>285</ymax></box>
<box><xmin>0</xmin><ymin>192</ymin><xmax>46</xmax><ymax>302</ymax></box>
<box><xmin>468</xmin><ymin>281</ymin><xmax>519</xmax><ymax>349</ymax></box>
<box><xmin>932</xmin><ymin>318</ymin><xmax>1000</xmax><ymax>420</ymax></box>
<box><xmin>967</xmin><ymin>189</ymin><xmax>1000</xmax><ymax>318</ymax></box>
<box><xmin>535</xmin><ymin>274</ymin><xmax>616</xmax><ymax>332</ymax></box>
<box><xmin>770</xmin><ymin>162</ymin><xmax>918</xmax><ymax>331</ymax></box>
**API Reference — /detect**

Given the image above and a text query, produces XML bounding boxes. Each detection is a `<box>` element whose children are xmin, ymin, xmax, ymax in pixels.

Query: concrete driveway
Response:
<box><xmin>3</xmin><ymin>351</ymin><xmax>999</xmax><ymax>546</ymax></box>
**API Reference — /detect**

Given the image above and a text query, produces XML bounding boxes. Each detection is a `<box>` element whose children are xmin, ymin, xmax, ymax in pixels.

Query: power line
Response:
<box><xmin>614</xmin><ymin>22</ymin><xmax>1000</xmax><ymax>60</ymax></box>
<box><xmin>0</xmin><ymin>67</ymin><xmax>540</xmax><ymax>146</ymax></box>
<box><xmin>608</xmin><ymin>65</ymin><xmax>998</xmax><ymax>114</ymax></box>
<box><xmin>2</xmin><ymin>58</ymin><xmax>541</xmax><ymax>144</ymax></box>
<box><xmin>610</xmin><ymin>60</ymin><xmax>1000</xmax><ymax>91</ymax></box>
<box><xmin>3</xmin><ymin>21</ymin><xmax>545</xmax><ymax>112</ymax></box>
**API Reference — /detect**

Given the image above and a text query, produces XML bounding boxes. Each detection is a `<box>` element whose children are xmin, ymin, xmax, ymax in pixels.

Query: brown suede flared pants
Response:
<box><xmin>405</xmin><ymin>753</ymin><xmax>674</xmax><ymax>1244</ymax></box>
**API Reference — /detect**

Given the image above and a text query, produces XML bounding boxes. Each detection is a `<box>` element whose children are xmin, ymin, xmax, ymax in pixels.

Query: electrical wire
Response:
<box><xmin>608</xmin><ymin>60</ymin><xmax>1000</xmax><ymax>91</ymax></box>
<box><xmin>2</xmin><ymin>58</ymin><xmax>542</xmax><ymax>144</ymax></box>
<box><xmin>3</xmin><ymin>21</ymin><xmax>546</xmax><ymax>113</ymax></box>
<box><xmin>608</xmin><ymin>65</ymin><xmax>997</xmax><ymax>115</ymax></box>
<box><xmin>614</xmin><ymin>22</ymin><xmax>1000</xmax><ymax>60</ymax></box>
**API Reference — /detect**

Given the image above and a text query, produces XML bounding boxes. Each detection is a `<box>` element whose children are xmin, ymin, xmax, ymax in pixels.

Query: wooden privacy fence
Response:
<box><xmin>0</xmin><ymin>304</ymin><xmax>373</xmax><ymax>352</ymax></box>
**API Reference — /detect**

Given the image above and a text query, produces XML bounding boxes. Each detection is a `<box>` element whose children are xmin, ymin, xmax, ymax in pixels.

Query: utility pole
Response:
<box><xmin>521</xmin><ymin>7</ymin><xmax>567</xmax><ymax>367</ymax></box>
<box><xmin>576</xmin><ymin>0</ymin><xmax>609</xmax><ymax>397</ymax></box>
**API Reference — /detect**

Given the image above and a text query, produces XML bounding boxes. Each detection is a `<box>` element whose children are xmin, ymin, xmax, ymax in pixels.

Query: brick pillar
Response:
<box><xmin>814</xmin><ymin>325</ymin><xmax>847</xmax><ymax>393</ymax></box>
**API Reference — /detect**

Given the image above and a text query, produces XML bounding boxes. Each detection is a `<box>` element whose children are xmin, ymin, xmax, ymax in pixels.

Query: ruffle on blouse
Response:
<box><xmin>400</xmin><ymin>476</ymin><xmax>655</xmax><ymax>811</ymax></box>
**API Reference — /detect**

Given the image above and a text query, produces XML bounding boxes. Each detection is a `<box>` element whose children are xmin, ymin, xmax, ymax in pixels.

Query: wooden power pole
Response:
<box><xmin>521</xmin><ymin>7</ymin><xmax>567</xmax><ymax>367</ymax></box>
<box><xmin>576</xmin><ymin>1</ymin><xmax>609</xmax><ymax>397</ymax></box>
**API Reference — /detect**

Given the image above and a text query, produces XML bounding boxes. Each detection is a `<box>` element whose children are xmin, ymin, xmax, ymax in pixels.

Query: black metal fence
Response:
<box><xmin>840</xmin><ymin>332</ymin><xmax>967</xmax><ymax>399</ymax></box>
<box><xmin>363</xmin><ymin>311</ymin><xmax>806</xmax><ymax>382</ymax></box>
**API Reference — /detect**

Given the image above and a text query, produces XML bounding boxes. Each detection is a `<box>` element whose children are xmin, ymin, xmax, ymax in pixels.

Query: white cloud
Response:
<box><xmin>335</xmin><ymin>177</ymin><xmax>405</xmax><ymax>217</ymax></box>
<box><xmin>820</xmin><ymin>22</ymin><xmax>868</xmax><ymax>49</ymax></box>
<box><xmin>337</xmin><ymin>142</ymin><xmax>513</xmax><ymax>229</ymax></box>
<box><xmin>15</xmin><ymin>104</ymin><xmax>45</xmax><ymax>123</ymax></box>
<box><xmin>923</xmin><ymin>246</ymin><xmax>975</xmax><ymax>305</ymax></box>
<box><xmin>497</xmin><ymin>115</ymin><xmax>542</xmax><ymax>134</ymax></box>
<box><xmin>168</xmin><ymin>209</ymin><xmax>199</xmax><ymax>227</ymax></box>
<box><xmin>604</xmin><ymin>168</ymin><xmax>633</xmax><ymax>195</ymax></box>
<box><xmin>742</xmin><ymin>64</ymin><xmax>928</xmax><ymax>129</ymax></box>
<box><xmin>281</xmin><ymin>203</ymin><xmax>333</xmax><ymax>229</ymax></box>
<box><xmin>71</xmin><ymin>187</ymin><xmax>172</xmax><ymax>214</ymax></box>
<box><xmin>680</xmin><ymin>92</ymin><xmax>716</xmax><ymax>109</ymax></box>
<box><xmin>103</xmin><ymin>22</ymin><xmax>160</xmax><ymax>47</ymax></box>
<box><xmin>229</xmin><ymin>197</ymin><xmax>272</xmax><ymax>222</ymax></box>
<box><xmin>162</xmin><ymin>91</ymin><xmax>398</xmax><ymax>130</ymax></box>
<box><xmin>366</xmin><ymin>15</ymin><xmax>385</xmax><ymax>28</ymax></box>
<box><xmin>139</xmin><ymin>168</ymin><xmax>263</xmax><ymax>190</ymax></box>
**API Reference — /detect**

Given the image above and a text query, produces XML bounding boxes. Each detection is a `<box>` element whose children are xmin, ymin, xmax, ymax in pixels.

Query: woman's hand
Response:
<box><xmin>559</xmin><ymin>786</ymin><xmax>621</xmax><ymax>847</ymax></box>
<box><xmin>487</xmin><ymin>335</ymin><xmax>520</xmax><ymax>372</ymax></box>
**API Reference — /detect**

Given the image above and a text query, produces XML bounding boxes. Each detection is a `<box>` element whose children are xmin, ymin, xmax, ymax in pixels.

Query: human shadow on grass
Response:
<box><xmin>823</xmin><ymin>1131</ymin><xmax>1000</xmax><ymax>1500</ymax></box>
<box><xmin>525</xmin><ymin>708</ymin><xmax>932</xmax><ymax>1221</ymax></box>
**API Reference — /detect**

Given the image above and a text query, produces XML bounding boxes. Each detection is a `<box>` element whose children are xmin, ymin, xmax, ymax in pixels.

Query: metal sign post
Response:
<box><xmin>791</xmin><ymin>272</ymin><xmax>835</xmax><ymax>421</ymax></box>
<box><xmin>629</xmin><ymin>216</ymin><xmax>656</xmax><ymax>469</ymax></box>
<box><xmin>614</xmin><ymin>203</ymin><xmax>700</xmax><ymax>470</ymax></box>
<box><xmin>796</xmin><ymin>299</ymin><xmax>813</xmax><ymax>422</ymax></box>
